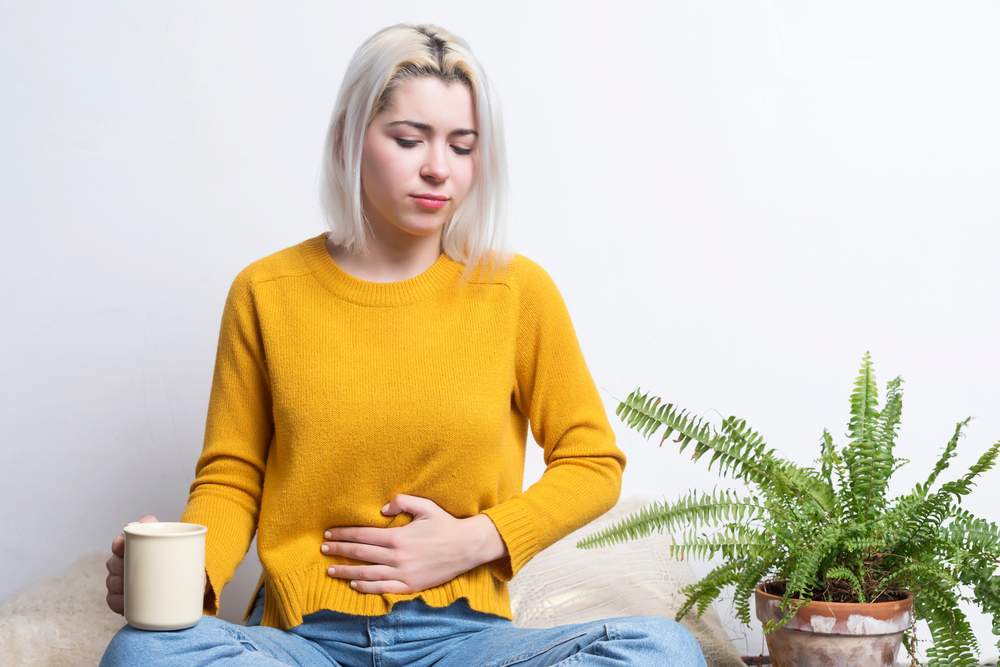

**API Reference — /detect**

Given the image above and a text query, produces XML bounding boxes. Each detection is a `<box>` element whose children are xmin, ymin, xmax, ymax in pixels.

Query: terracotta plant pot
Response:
<box><xmin>754</xmin><ymin>584</ymin><xmax>914</xmax><ymax>667</ymax></box>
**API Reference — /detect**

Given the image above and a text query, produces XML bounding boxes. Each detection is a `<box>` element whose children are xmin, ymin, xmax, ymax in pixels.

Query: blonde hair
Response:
<box><xmin>320</xmin><ymin>24</ymin><xmax>511</xmax><ymax>277</ymax></box>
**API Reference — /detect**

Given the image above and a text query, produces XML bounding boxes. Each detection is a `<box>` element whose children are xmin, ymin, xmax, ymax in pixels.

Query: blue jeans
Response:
<box><xmin>100</xmin><ymin>588</ymin><xmax>706</xmax><ymax>666</ymax></box>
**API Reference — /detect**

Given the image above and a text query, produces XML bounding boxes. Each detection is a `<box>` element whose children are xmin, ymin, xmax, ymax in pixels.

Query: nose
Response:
<box><xmin>420</xmin><ymin>144</ymin><xmax>450</xmax><ymax>183</ymax></box>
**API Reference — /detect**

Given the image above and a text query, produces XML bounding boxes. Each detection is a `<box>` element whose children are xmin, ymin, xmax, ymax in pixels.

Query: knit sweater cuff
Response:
<box><xmin>180</xmin><ymin>495</ymin><xmax>258</xmax><ymax>616</ymax></box>
<box><xmin>482</xmin><ymin>501</ymin><xmax>539</xmax><ymax>581</ymax></box>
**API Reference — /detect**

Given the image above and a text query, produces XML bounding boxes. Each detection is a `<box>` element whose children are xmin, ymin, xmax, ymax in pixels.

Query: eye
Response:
<box><xmin>451</xmin><ymin>146</ymin><xmax>473</xmax><ymax>156</ymax></box>
<box><xmin>395</xmin><ymin>138</ymin><xmax>419</xmax><ymax>148</ymax></box>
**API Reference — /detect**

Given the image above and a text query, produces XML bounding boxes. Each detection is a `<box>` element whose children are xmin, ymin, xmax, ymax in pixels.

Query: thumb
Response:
<box><xmin>125</xmin><ymin>515</ymin><xmax>159</xmax><ymax>528</ymax></box>
<box><xmin>382</xmin><ymin>494</ymin><xmax>438</xmax><ymax>519</ymax></box>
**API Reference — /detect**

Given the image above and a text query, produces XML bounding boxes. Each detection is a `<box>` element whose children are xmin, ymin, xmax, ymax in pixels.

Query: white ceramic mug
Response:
<box><xmin>124</xmin><ymin>522</ymin><xmax>207</xmax><ymax>631</ymax></box>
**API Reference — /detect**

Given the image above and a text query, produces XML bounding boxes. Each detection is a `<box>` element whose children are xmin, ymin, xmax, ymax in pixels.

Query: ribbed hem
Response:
<box><xmin>483</xmin><ymin>500</ymin><xmax>541</xmax><ymax>581</ymax></box>
<box><xmin>257</xmin><ymin>563</ymin><xmax>511</xmax><ymax>629</ymax></box>
<box><xmin>299</xmin><ymin>235</ymin><xmax>462</xmax><ymax>307</ymax></box>
<box><xmin>180</xmin><ymin>496</ymin><xmax>258</xmax><ymax>617</ymax></box>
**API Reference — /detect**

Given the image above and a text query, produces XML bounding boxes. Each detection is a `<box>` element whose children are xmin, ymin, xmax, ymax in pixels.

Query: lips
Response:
<box><xmin>410</xmin><ymin>194</ymin><xmax>449</xmax><ymax>209</ymax></box>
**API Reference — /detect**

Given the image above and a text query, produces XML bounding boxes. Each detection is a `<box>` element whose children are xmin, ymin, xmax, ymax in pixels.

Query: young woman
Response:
<box><xmin>101</xmin><ymin>24</ymin><xmax>706</xmax><ymax>666</ymax></box>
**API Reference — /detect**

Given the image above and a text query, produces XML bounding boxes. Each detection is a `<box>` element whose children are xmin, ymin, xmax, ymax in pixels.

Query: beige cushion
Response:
<box><xmin>0</xmin><ymin>552</ymin><xmax>126</xmax><ymax>666</ymax></box>
<box><xmin>509</xmin><ymin>495</ymin><xmax>745</xmax><ymax>667</ymax></box>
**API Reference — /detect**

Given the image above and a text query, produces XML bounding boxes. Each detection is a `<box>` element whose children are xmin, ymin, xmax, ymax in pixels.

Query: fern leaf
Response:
<box><xmin>576</xmin><ymin>491</ymin><xmax>764</xmax><ymax>549</ymax></box>
<box><xmin>918</xmin><ymin>419</ymin><xmax>970</xmax><ymax>497</ymax></box>
<box><xmin>733</xmin><ymin>554</ymin><xmax>780</xmax><ymax>625</ymax></box>
<box><xmin>846</xmin><ymin>351</ymin><xmax>879</xmax><ymax>442</ymax></box>
<box><xmin>941</xmin><ymin>439</ymin><xmax>1000</xmax><ymax>500</ymax></box>
<box><xmin>783</xmin><ymin>522</ymin><xmax>847</xmax><ymax>602</ymax></box>
<box><xmin>946</xmin><ymin>512</ymin><xmax>1000</xmax><ymax>556</ymax></box>
<box><xmin>825</xmin><ymin>565</ymin><xmax>866</xmax><ymax>603</ymax></box>
<box><xmin>676</xmin><ymin>559</ymin><xmax>744</xmax><ymax>621</ymax></box>
<box><xmin>841</xmin><ymin>353</ymin><xmax>898</xmax><ymax>521</ymax></box>
<box><xmin>669</xmin><ymin>525</ymin><xmax>770</xmax><ymax>562</ymax></box>
<box><xmin>920</xmin><ymin>585</ymin><xmax>979</xmax><ymax>667</ymax></box>
<box><xmin>873</xmin><ymin>376</ymin><xmax>904</xmax><ymax>455</ymax></box>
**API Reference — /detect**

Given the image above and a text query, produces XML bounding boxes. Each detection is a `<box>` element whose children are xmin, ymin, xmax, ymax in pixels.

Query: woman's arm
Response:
<box><xmin>179</xmin><ymin>270</ymin><xmax>273</xmax><ymax>615</ymax></box>
<box><xmin>481</xmin><ymin>257</ymin><xmax>626</xmax><ymax>580</ymax></box>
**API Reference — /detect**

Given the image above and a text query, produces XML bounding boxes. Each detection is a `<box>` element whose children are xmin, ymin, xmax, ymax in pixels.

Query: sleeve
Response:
<box><xmin>179</xmin><ymin>270</ymin><xmax>273</xmax><ymax>616</ymax></box>
<box><xmin>482</xmin><ymin>259</ymin><xmax>626</xmax><ymax>581</ymax></box>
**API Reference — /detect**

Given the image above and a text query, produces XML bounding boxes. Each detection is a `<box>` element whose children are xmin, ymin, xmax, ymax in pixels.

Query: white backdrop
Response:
<box><xmin>2</xmin><ymin>0</ymin><xmax>998</xmax><ymax>659</ymax></box>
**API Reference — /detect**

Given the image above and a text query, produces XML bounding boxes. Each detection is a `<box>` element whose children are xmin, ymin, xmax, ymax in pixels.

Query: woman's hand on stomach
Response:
<box><xmin>321</xmin><ymin>494</ymin><xmax>508</xmax><ymax>594</ymax></box>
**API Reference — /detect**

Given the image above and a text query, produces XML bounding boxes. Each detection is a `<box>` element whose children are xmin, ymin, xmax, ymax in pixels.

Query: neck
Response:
<box><xmin>326</xmin><ymin>222</ymin><xmax>444</xmax><ymax>284</ymax></box>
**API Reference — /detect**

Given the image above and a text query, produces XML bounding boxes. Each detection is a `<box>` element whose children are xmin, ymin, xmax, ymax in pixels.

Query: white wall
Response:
<box><xmin>2</xmin><ymin>0</ymin><xmax>998</xmax><ymax>659</ymax></box>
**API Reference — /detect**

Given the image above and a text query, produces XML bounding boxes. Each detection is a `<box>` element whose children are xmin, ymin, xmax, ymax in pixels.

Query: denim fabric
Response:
<box><xmin>100</xmin><ymin>588</ymin><xmax>706</xmax><ymax>667</ymax></box>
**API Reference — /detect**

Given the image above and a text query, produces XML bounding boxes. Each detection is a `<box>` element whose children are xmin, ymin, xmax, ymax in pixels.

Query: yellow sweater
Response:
<box><xmin>180</xmin><ymin>234</ymin><xmax>625</xmax><ymax>630</ymax></box>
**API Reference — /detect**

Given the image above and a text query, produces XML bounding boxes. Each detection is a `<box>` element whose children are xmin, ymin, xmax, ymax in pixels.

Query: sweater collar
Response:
<box><xmin>300</xmin><ymin>234</ymin><xmax>462</xmax><ymax>306</ymax></box>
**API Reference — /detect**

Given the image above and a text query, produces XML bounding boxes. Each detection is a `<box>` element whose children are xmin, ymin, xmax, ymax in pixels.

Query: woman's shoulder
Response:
<box><xmin>230</xmin><ymin>235</ymin><xmax>321</xmax><ymax>289</ymax></box>
<box><xmin>470</xmin><ymin>254</ymin><xmax>565</xmax><ymax>314</ymax></box>
<box><xmin>470</xmin><ymin>253</ymin><xmax>556</xmax><ymax>290</ymax></box>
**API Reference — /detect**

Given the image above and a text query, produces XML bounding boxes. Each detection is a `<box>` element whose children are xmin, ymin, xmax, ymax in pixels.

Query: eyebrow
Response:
<box><xmin>388</xmin><ymin>120</ymin><xmax>478</xmax><ymax>137</ymax></box>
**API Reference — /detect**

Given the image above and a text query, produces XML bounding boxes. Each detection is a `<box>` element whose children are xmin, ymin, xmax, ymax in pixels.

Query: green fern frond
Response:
<box><xmin>874</xmin><ymin>376</ymin><xmax>904</xmax><ymax>455</ymax></box>
<box><xmin>732</xmin><ymin>554</ymin><xmax>780</xmax><ymax>625</ymax></box>
<box><xmin>669</xmin><ymin>525</ymin><xmax>770</xmax><ymax>561</ymax></box>
<box><xmin>616</xmin><ymin>390</ymin><xmax>713</xmax><ymax>448</ymax></box>
<box><xmin>921</xmin><ymin>586</ymin><xmax>979</xmax><ymax>667</ymax></box>
<box><xmin>576</xmin><ymin>491</ymin><xmax>764</xmax><ymax>549</ymax></box>
<box><xmin>676</xmin><ymin>559</ymin><xmax>744</xmax><ymax>621</ymax></box>
<box><xmin>880</xmin><ymin>560</ymin><xmax>956</xmax><ymax>600</ymax></box>
<box><xmin>783</xmin><ymin>523</ymin><xmax>848</xmax><ymax>602</ymax></box>
<box><xmin>818</xmin><ymin>429</ymin><xmax>839</xmax><ymax>489</ymax></box>
<box><xmin>770</xmin><ymin>460</ymin><xmax>836</xmax><ymax>514</ymax></box>
<box><xmin>917</xmin><ymin>419</ymin><xmax>970</xmax><ymax>497</ymax></box>
<box><xmin>825</xmin><ymin>565</ymin><xmax>866</xmax><ymax>603</ymax></box>
<box><xmin>941</xmin><ymin>439</ymin><xmax>1000</xmax><ymax>500</ymax></box>
<box><xmin>841</xmin><ymin>352</ymin><xmax>896</xmax><ymax>521</ymax></box>
<box><xmin>946</xmin><ymin>512</ymin><xmax>1000</xmax><ymax>555</ymax></box>
<box><xmin>846</xmin><ymin>351</ymin><xmax>879</xmax><ymax>442</ymax></box>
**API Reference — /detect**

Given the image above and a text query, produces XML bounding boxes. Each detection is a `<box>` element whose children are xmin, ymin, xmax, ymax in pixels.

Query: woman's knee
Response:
<box><xmin>606</xmin><ymin>615</ymin><xmax>706</xmax><ymax>666</ymax></box>
<box><xmin>99</xmin><ymin>616</ymin><xmax>230</xmax><ymax>667</ymax></box>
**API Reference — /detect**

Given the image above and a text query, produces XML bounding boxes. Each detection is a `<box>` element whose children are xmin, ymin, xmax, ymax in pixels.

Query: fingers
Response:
<box><xmin>323</xmin><ymin>526</ymin><xmax>397</xmax><ymax>548</ymax></box>
<box><xmin>326</xmin><ymin>564</ymin><xmax>412</xmax><ymax>594</ymax></box>
<box><xmin>106</xmin><ymin>516</ymin><xmax>157</xmax><ymax>616</ymax></box>
<box><xmin>347</xmin><ymin>578</ymin><xmax>412</xmax><ymax>595</ymax></box>
<box><xmin>384</xmin><ymin>494</ymin><xmax>439</xmax><ymax>518</ymax></box>
<box><xmin>106</xmin><ymin>565</ymin><xmax>125</xmax><ymax>615</ymax></box>
<box><xmin>106</xmin><ymin>571</ymin><xmax>124</xmax><ymax>594</ymax></box>
<box><xmin>106</xmin><ymin>591</ymin><xmax>124</xmax><ymax>616</ymax></box>
<box><xmin>106</xmin><ymin>553</ymin><xmax>123</xmax><ymax>577</ymax></box>
<box><xmin>326</xmin><ymin>563</ymin><xmax>395</xmax><ymax>581</ymax></box>
<box><xmin>111</xmin><ymin>533</ymin><xmax>124</xmax><ymax>558</ymax></box>
<box><xmin>321</xmin><ymin>539</ymin><xmax>395</xmax><ymax>565</ymax></box>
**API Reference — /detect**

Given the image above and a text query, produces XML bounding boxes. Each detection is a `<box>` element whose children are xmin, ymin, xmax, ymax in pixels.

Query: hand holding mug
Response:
<box><xmin>106</xmin><ymin>517</ymin><xmax>210</xmax><ymax>631</ymax></box>
<box><xmin>106</xmin><ymin>515</ymin><xmax>159</xmax><ymax>615</ymax></box>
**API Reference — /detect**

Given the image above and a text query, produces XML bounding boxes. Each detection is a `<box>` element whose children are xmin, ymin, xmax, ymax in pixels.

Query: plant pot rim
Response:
<box><xmin>754</xmin><ymin>583</ymin><xmax>914</xmax><ymax>636</ymax></box>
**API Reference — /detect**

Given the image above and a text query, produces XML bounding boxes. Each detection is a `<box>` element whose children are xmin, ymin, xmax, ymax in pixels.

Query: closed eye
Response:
<box><xmin>396</xmin><ymin>138</ymin><xmax>419</xmax><ymax>148</ymax></box>
<box><xmin>452</xmin><ymin>146</ymin><xmax>472</xmax><ymax>156</ymax></box>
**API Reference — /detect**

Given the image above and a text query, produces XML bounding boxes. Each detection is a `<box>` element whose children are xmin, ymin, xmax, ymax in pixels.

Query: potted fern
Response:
<box><xmin>579</xmin><ymin>353</ymin><xmax>1000</xmax><ymax>667</ymax></box>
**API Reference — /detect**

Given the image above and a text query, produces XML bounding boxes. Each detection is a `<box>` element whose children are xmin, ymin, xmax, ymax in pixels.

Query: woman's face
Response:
<box><xmin>360</xmin><ymin>76</ymin><xmax>478</xmax><ymax>246</ymax></box>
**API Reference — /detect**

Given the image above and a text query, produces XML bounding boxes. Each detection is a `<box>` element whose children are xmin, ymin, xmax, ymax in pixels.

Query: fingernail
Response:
<box><xmin>350</xmin><ymin>581</ymin><xmax>357</xmax><ymax>588</ymax></box>
<box><xmin>325</xmin><ymin>531</ymin><xmax>332</xmax><ymax>540</ymax></box>
<box><xmin>126</xmin><ymin>522</ymin><xmax>138</xmax><ymax>527</ymax></box>
<box><xmin>321</xmin><ymin>545</ymin><xmax>329</xmax><ymax>553</ymax></box>
<box><xmin>328</xmin><ymin>567</ymin><xmax>335</xmax><ymax>575</ymax></box>
<box><xmin>381</xmin><ymin>504</ymin><xmax>390</xmax><ymax>513</ymax></box>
